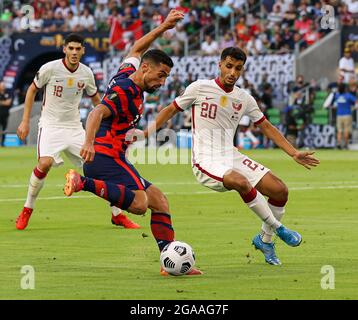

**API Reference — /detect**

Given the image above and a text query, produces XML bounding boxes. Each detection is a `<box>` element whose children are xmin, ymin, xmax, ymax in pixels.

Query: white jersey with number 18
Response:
<box><xmin>33</xmin><ymin>58</ymin><xmax>98</xmax><ymax>128</ymax></box>
<box><xmin>173</xmin><ymin>78</ymin><xmax>266</xmax><ymax>164</ymax></box>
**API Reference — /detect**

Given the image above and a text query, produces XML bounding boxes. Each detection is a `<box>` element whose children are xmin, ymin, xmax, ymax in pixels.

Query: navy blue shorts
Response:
<box><xmin>83</xmin><ymin>153</ymin><xmax>151</xmax><ymax>191</ymax></box>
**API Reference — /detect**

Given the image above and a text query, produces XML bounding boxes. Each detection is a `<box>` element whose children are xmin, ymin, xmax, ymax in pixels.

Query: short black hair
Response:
<box><xmin>221</xmin><ymin>47</ymin><xmax>247</xmax><ymax>64</ymax></box>
<box><xmin>141</xmin><ymin>49</ymin><xmax>174</xmax><ymax>68</ymax></box>
<box><xmin>64</xmin><ymin>33</ymin><xmax>84</xmax><ymax>46</ymax></box>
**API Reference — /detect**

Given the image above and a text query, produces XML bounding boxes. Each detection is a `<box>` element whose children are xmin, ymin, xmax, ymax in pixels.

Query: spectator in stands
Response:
<box><xmin>199</xmin><ymin>8</ymin><xmax>214</xmax><ymax>32</ymax></box>
<box><xmin>246</xmin><ymin>33</ymin><xmax>264</xmax><ymax>55</ymax></box>
<box><xmin>333</xmin><ymin>83</ymin><xmax>358</xmax><ymax>149</ymax></box>
<box><xmin>200</xmin><ymin>34</ymin><xmax>220</xmax><ymax>56</ymax></box>
<box><xmin>294</xmin><ymin>12</ymin><xmax>312</xmax><ymax>35</ymax></box>
<box><xmin>0</xmin><ymin>81</ymin><xmax>13</xmax><ymax>147</ymax></box>
<box><xmin>95</xmin><ymin>3</ymin><xmax>110</xmax><ymax>31</ymax></box>
<box><xmin>155</xmin><ymin>31</ymin><xmax>177</xmax><ymax>55</ymax></box>
<box><xmin>339</xmin><ymin>48</ymin><xmax>356</xmax><ymax>84</ymax></box>
<box><xmin>282</xmin><ymin>2</ymin><xmax>297</xmax><ymax>27</ymax></box>
<box><xmin>303</xmin><ymin>22</ymin><xmax>321</xmax><ymax>46</ymax></box>
<box><xmin>292</xmin><ymin>31</ymin><xmax>308</xmax><ymax>52</ymax></box>
<box><xmin>79</xmin><ymin>6</ymin><xmax>96</xmax><ymax>32</ymax></box>
<box><xmin>339</xmin><ymin>3</ymin><xmax>354</xmax><ymax>26</ymax></box>
<box><xmin>261</xmin><ymin>83</ymin><xmax>274</xmax><ymax>111</ymax></box>
<box><xmin>52</xmin><ymin>11</ymin><xmax>65</xmax><ymax>32</ymax></box>
<box><xmin>55</xmin><ymin>0</ymin><xmax>71</xmax><ymax>19</ymax></box>
<box><xmin>64</xmin><ymin>10</ymin><xmax>81</xmax><ymax>32</ymax></box>
<box><xmin>269</xmin><ymin>32</ymin><xmax>288</xmax><ymax>53</ymax></box>
<box><xmin>184</xmin><ymin>14</ymin><xmax>201</xmax><ymax>49</ymax></box>
<box><xmin>160</xmin><ymin>0</ymin><xmax>171</xmax><ymax>17</ymax></box>
<box><xmin>152</xmin><ymin>9</ymin><xmax>164</xmax><ymax>27</ymax></box>
<box><xmin>170</xmin><ymin>24</ymin><xmax>188</xmax><ymax>55</ymax></box>
<box><xmin>12</xmin><ymin>10</ymin><xmax>24</xmax><ymax>33</ymax></box>
<box><xmin>267</xmin><ymin>3</ymin><xmax>284</xmax><ymax>28</ymax></box>
<box><xmin>219</xmin><ymin>31</ymin><xmax>236</xmax><ymax>51</ymax></box>
<box><xmin>284</xmin><ymin>105</ymin><xmax>300</xmax><ymax>148</ymax></box>
<box><xmin>42</xmin><ymin>10</ymin><xmax>56</xmax><ymax>33</ymax></box>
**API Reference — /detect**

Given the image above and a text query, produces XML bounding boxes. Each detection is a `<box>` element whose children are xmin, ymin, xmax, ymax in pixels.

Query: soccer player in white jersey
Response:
<box><xmin>15</xmin><ymin>33</ymin><xmax>139</xmax><ymax>230</ymax></box>
<box><xmin>145</xmin><ymin>47</ymin><xmax>320</xmax><ymax>265</ymax></box>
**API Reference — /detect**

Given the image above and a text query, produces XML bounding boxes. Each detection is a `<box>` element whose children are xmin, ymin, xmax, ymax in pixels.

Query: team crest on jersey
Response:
<box><xmin>67</xmin><ymin>78</ymin><xmax>74</xmax><ymax>88</ymax></box>
<box><xmin>77</xmin><ymin>80</ymin><xmax>85</xmax><ymax>89</ymax></box>
<box><xmin>232</xmin><ymin>102</ymin><xmax>242</xmax><ymax>111</ymax></box>
<box><xmin>220</xmin><ymin>96</ymin><xmax>228</xmax><ymax>107</ymax></box>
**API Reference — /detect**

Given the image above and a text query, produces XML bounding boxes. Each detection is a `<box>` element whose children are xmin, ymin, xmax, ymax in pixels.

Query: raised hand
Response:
<box><xmin>162</xmin><ymin>9</ymin><xmax>185</xmax><ymax>30</ymax></box>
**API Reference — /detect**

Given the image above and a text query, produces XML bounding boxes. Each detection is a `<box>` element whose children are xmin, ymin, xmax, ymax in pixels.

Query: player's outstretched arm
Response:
<box><xmin>126</xmin><ymin>9</ymin><xmax>184</xmax><ymax>59</ymax></box>
<box><xmin>257</xmin><ymin>119</ymin><xmax>320</xmax><ymax>170</ymax></box>
<box><xmin>144</xmin><ymin>103</ymin><xmax>179</xmax><ymax>138</ymax></box>
<box><xmin>17</xmin><ymin>83</ymin><xmax>38</xmax><ymax>141</ymax></box>
<box><xmin>80</xmin><ymin>104</ymin><xmax>112</xmax><ymax>163</ymax></box>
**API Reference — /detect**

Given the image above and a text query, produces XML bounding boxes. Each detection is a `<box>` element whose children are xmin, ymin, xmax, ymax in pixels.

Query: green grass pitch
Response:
<box><xmin>0</xmin><ymin>147</ymin><xmax>357</xmax><ymax>300</ymax></box>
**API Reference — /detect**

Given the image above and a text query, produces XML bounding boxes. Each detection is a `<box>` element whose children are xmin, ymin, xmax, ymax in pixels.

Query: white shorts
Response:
<box><xmin>37</xmin><ymin>126</ymin><xmax>85</xmax><ymax>167</ymax></box>
<box><xmin>192</xmin><ymin>151</ymin><xmax>270</xmax><ymax>192</ymax></box>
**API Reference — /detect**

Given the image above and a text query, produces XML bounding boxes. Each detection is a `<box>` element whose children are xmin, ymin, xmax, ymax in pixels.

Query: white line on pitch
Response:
<box><xmin>1</xmin><ymin>185</ymin><xmax>358</xmax><ymax>203</ymax></box>
<box><xmin>1</xmin><ymin>180</ymin><xmax>358</xmax><ymax>188</ymax></box>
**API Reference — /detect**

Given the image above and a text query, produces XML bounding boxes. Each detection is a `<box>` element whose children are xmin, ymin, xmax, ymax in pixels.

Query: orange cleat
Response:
<box><xmin>64</xmin><ymin>169</ymin><xmax>84</xmax><ymax>196</ymax></box>
<box><xmin>16</xmin><ymin>207</ymin><xmax>33</xmax><ymax>230</ymax></box>
<box><xmin>160</xmin><ymin>267</ymin><xmax>203</xmax><ymax>276</ymax></box>
<box><xmin>111</xmin><ymin>213</ymin><xmax>141</xmax><ymax>229</ymax></box>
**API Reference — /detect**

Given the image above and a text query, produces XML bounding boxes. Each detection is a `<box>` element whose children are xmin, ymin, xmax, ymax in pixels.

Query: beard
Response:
<box><xmin>145</xmin><ymin>87</ymin><xmax>157</xmax><ymax>93</ymax></box>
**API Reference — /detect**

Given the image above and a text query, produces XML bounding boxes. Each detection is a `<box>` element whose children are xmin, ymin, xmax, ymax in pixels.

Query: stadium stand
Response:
<box><xmin>0</xmin><ymin>0</ymin><xmax>357</xmax><ymax>149</ymax></box>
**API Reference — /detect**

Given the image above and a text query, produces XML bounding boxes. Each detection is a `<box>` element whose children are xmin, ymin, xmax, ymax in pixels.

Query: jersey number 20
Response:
<box><xmin>200</xmin><ymin>102</ymin><xmax>217</xmax><ymax>119</ymax></box>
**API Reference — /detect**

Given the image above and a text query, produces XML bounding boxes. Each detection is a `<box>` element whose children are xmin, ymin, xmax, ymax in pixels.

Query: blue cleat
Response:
<box><xmin>252</xmin><ymin>234</ymin><xmax>281</xmax><ymax>265</ymax></box>
<box><xmin>275</xmin><ymin>225</ymin><xmax>302</xmax><ymax>247</ymax></box>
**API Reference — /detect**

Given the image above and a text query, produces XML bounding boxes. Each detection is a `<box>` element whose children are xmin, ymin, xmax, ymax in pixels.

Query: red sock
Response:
<box><xmin>150</xmin><ymin>212</ymin><xmax>174</xmax><ymax>251</ymax></box>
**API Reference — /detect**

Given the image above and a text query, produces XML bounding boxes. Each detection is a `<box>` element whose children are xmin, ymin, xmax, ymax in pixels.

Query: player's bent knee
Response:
<box><xmin>223</xmin><ymin>170</ymin><xmax>251</xmax><ymax>193</ymax></box>
<box><xmin>129</xmin><ymin>191</ymin><xmax>148</xmax><ymax>215</ymax></box>
<box><xmin>129</xmin><ymin>201</ymin><xmax>148</xmax><ymax>215</ymax></box>
<box><xmin>38</xmin><ymin>157</ymin><xmax>53</xmax><ymax>172</ymax></box>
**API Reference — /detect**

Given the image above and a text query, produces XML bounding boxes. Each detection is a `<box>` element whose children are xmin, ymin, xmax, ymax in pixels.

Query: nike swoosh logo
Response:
<box><xmin>205</xmin><ymin>97</ymin><xmax>214</xmax><ymax>100</ymax></box>
<box><xmin>260</xmin><ymin>166</ymin><xmax>265</xmax><ymax>171</ymax></box>
<box><xmin>55</xmin><ymin>80</ymin><xmax>63</xmax><ymax>82</ymax></box>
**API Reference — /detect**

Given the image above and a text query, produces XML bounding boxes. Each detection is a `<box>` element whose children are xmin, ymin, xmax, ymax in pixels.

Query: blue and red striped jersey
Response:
<box><xmin>95</xmin><ymin>62</ymin><xmax>144</xmax><ymax>158</ymax></box>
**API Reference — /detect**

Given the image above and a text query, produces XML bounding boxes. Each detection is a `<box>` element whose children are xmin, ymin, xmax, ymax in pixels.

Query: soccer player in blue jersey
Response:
<box><xmin>64</xmin><ymin>10</ymin><xmax>202</xmax><ymax>275</ymax></box>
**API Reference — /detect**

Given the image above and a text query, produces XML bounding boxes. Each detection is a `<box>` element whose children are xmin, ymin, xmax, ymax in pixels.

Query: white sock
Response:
<box><xmin>111</xmin><ymin>206</ymin><xmax>123</xmax><ymax>217</ymax></box>
<box><xmin>261</xmin><ymin>203</ymin><xmax>286</xmax><ymax>243</ymax></box>
<box><xmin>24</xmin><ymin>168</ymin><xmax>46</xmax><ymax>209</ymax></box>
<box><xmin>245</xmin><ymin>190</ymin><xmax>282</xmax><ymax>230</ymax></box>
<box><xmin>245</xmin><ymin>130</ymin><xmax>259</xmax><ymax>144</ymax></box>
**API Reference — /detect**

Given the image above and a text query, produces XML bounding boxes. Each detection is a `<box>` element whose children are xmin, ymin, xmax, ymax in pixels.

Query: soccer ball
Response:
<box><xmin>160</xmin><ymin>241</ymin><xmax>196</xmax><ymax>276</ymax></box>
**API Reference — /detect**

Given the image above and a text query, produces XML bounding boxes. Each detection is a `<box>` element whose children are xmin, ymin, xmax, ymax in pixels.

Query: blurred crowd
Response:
<box><xmin>0</xmin><ymin>0</ymin><xmax>357</xmax><ymax>56</ymax></box>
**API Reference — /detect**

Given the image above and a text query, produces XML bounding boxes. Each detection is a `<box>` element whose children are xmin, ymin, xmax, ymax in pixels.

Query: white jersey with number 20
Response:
<box><xmin>173</xmin><ymin>78</ymin><xmax>269</xmax><ymax>192</ymax></box>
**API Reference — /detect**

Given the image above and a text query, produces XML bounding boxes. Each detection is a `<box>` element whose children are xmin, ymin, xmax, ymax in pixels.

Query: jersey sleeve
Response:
<box><xmin>244</xmin><ymin>94</ymin><xmax>266</xmax><ymax>125</ymax></box>
<box><xmin>33</xmin><ymin>63</ymin><xmax>52</xmax><ymax>89</ymax></box>
<box><xmin>173</xmin><ymin>81</ymin><xmax>200</xmax><ymax>112</ymax></box>
<box><xmin>85</xmin><ymin>71</ymin><xmax>98</xmax><ymax>97</ymax></box>
<box><xmin>116</xmin><ymin>57</ymin><xmax>141</xmax><ymax>78</ymax></box>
